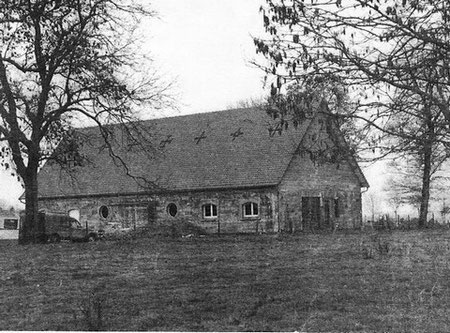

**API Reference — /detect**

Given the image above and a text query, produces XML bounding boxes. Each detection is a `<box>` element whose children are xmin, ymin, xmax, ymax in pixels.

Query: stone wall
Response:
<box><xmin>277</xmin><ymin>113</ymin><xmax>364</xmax><ymax>231</ymax></box>
<box><xmin>37</xmin><ymin>115</ymin><xmax>367</xmax><ymax>234</ymax></box>
<box><xmin>38</xmin><ymin>187</ymin><xmax>278</xmax><ymax>235</ymax></box>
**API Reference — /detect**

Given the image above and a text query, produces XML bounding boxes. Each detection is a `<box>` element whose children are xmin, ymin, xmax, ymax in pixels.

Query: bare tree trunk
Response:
<box><xmin>18</xmin><ymin>163</ymin><xmax>44</xmax><ymax>244</ymax></box>
<box><xmin>418</xmin><ymin>148</ymin><xmax>432</xmax><ymax>228</ymax></box>
<box><xmin>418</xmin><ymin>108</ymin><xmax>434</xmax><ymax>229</ymax></box>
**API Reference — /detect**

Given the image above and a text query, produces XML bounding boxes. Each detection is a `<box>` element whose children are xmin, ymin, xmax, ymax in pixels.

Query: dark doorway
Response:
<box><xmin>147</xmin><ymin>201</ymin><xmax>158</xmax><ymax>224</ymax></box>
<box><xmin>302</xmin><ymin>197</ymin><xmax>321</xmax><ymax>230</ymax></box>
<box><xmin>323</xmin><ymin>199</ymin><xmax>331</xmax><ymax>229</ymax></box>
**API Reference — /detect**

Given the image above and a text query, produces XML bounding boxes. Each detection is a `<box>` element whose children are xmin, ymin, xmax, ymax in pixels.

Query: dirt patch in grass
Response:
<box><xmin>1</xmin><ymin>230</ymin><xmax>450</xmax><ymax>331</ymax></box>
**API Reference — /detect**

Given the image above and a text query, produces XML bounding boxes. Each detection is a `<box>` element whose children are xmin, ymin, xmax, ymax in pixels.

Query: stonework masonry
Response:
<box><xmin>277</xmin><ymin>111</ymin><xmax>364</xmax><ymax>232</ymax></box>
<box><xmin>38</xmin><ymin>188</ymin><xmax>279</xmax><ymax>234</ymax></box>
<box><xmin>278</xmin><ymin>147</ymin><xmax>363</xmax><ymax>231</ymax></box>
<box><xmin>39</xmin><ymin>161</ymin><xmax>363</xmax><ymax>235</ymax></box>
<box><xmin>36</xmin><ymin>107</ymin><xmax>368</xmax><ymax>235</ymax></box>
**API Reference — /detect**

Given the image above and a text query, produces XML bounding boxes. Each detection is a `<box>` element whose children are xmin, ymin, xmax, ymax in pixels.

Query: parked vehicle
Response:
<box><xmin>40</xmin><ymin>213</ymin><xmax>101</xmax><ymax>243</ymax></box>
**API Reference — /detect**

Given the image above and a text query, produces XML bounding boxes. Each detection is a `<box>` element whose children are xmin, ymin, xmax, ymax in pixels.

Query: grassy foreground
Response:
<box><xmin>1</xmin><ymin>230</ymin><xmax>450</xmax><ymax>331</ymax></box>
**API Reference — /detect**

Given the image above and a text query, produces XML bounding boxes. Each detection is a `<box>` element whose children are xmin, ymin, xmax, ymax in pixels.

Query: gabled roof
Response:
<box><xmin>319</xmin><ymin>104</ymin><xmax>369</xmax><ymax>189</ymax></box>
<box><xmin>38</xmin><ymin>108</ymin><xmax>310</xmax><ymax>198</ymax></box>
<box><xmin>37</xmin><ymin>106</ymin><xmax>368</xmax><ymax>199</ymax></box>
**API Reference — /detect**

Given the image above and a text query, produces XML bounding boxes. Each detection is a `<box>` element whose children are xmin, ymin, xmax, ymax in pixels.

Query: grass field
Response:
<box><xmin>2</xmin><ymin>229</ymin><xmax>450</xmax><ymax>331</ymax></box>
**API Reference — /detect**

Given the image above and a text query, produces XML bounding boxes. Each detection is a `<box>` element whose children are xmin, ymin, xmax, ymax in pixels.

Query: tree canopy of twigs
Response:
<box><xmin>0</xmin><ymin>0</ymin><xmax>173</xmax><ymax>244</ymax></box>
<box><xmin>254</xmin><ymin>0</ymin><xmax>450</xmax><ymax>121</ymax></box>
<box><xmin>253</xmin><ymin>0</ymin><xmax>450</xmax><ymax>226</ymax></box>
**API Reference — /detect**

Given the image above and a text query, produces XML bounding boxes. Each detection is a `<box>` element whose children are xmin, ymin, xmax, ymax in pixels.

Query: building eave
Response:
<box><xmin>37</xmin><ymin>183</ymin><xmax>279</xmax><ymax>201</ymax></box>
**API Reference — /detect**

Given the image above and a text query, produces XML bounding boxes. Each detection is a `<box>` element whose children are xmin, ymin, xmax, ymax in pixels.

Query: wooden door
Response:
<box><xmin>302</xmin><ymin>197</ymin><xmax>321</xmax><ymax>230</ymax></box>
<box><xmin>147</xmin><ymin>201</ymin><xmax>158</xmax><ymax>225</ymax></box>
<box><xmin>323</xmin><ymin>199</ymin><xmax>331</xmax><ymax>229</ymax></box>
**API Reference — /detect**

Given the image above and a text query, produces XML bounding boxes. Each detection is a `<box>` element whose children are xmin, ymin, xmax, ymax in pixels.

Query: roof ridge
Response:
<box><xmin>73</xmin><ymin>107</ymin><xmax>261</xmax><ymax>130</ymax></box>
<box><xmin>36</xmin><ymin>104</ymin><xmax>334</xmax><ymax>197</ymax></box>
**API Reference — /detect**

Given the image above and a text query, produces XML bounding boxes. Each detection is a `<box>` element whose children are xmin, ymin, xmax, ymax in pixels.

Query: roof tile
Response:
<box><xmin>38</xmin><ymin>108</ymin><xmax>309</xmax><ymax>198</ymax></box>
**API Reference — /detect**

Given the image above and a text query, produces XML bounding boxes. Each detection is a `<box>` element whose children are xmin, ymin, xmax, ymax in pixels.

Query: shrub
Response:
<box><xmin>103</xmin><ymin>220</ymin><xmax>207</xmax><ymax>240</ymax></box>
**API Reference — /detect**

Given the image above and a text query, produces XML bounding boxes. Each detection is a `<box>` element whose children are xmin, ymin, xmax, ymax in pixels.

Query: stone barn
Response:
<box><xmin>36</xmin><ymin>104</ymin><xmax>369</xmax><ymax>234</ymax></box>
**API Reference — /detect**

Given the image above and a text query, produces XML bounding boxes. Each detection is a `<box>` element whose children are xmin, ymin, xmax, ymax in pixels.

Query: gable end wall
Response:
<box><xmin>278</xmin><ymin>115</ymin><xmax>363</xmax><ymax>231</ymax></box>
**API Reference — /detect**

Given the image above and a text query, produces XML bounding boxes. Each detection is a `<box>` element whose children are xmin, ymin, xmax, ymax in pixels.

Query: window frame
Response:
<box><xmin>166</xmin><ymin>203</ymin><xmax>178</xmax><ymax>217</ymax></box>
<box><xmin>202</xmin><ymin>203</ymin><xmax>218</xmax><ymax>219</ymax></box>
<box><xmin>99</xmin><ymin>205</ymin><xmax>109</xmax><ymax>219</ymax></box>
<box><xmin>242</xmin><ymin>202</ymin><xmax>259</xmax><ymax>218</ymax></box>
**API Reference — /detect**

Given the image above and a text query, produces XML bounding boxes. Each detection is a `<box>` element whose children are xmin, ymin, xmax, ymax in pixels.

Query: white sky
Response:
<box><xmin>0</xmin><ymin>0</ymin><xmax>391</xmax><ymax>215</ymax></box>
<box><xmin>143</xmin><ymin>0</ymin><xmax>268</xmax><ymax>116</ymax></box>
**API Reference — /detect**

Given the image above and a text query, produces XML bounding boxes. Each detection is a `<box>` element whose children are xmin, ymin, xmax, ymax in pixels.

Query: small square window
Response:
<box><xmin>203</xmin><ymin>204</ymin><xmax>218</xmax><ymax>218</ymax></box>
<box><xmin>243</xmin><ymin>202</ymin><xmax>259</xmax><ymax>218</ymax></box>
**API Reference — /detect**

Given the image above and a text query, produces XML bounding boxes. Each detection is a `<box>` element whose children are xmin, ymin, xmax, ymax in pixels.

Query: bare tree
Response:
<box><xmin>380</xmin><ymin>83</ymin><xmax>450</xmax><ymax>226</ymax></box>
<box><xmin>254</xmin><ymin>0</ymin><xmax>450</xmax><ymax>123</ymax></box>
<box><xmin>386</xmin><ymin>149</ymin><xmax>449</xmax><ymax>226</ymax></box>
<box><xmin>0</xmin><ymin>0</ymin><xmax>173</xmax><ymax>244</ymax></box>
<box><xmin>253</xmin><ymin>0</ymin><xmax>450</xmax><ymax>227</ymax></box>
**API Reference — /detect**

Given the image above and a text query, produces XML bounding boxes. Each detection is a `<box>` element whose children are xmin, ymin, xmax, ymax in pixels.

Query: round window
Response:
<box><xmin>167</xmin><ymin>203</ymin><xmax>178</xmax><ymax>217</ymax></box>
<box><xmin>99</xmin><ymin>205</ymin><xmax>109</xmax><ymax>219</ymax></box>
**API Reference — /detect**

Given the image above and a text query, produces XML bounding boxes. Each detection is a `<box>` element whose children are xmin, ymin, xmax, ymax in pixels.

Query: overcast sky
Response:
<box><xmin>145</xmin><ymin>0</ymin><xmax>267</xmax><ymax>116</ymax></box>
<box><xmin>0</xmin><ymin>0</ymin><xmax>386</xmax><ymax>213</ymax></box>
<box><xmin>0</xmin><ymin>0</ymin><xmax>268</xmax><ymax>207</ymax></box>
